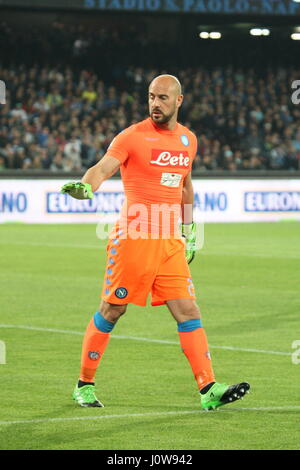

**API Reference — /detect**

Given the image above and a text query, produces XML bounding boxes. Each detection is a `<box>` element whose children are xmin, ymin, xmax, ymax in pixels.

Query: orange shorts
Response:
<box><xmin>101</xmin><ymin>229</ymin><xmax>196</xmax><ymax>307</ymax></box>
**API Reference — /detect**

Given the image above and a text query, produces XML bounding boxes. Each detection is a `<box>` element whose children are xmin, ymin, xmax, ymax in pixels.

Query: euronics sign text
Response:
<box><xmin>1</xmin><ymin>179</ymin><xmax>300</xmax><ymax>223</ymax></box>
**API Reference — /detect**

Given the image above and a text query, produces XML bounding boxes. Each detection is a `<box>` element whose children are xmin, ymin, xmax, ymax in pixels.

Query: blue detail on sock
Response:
<box><xmin>104</xmin><ymin>288</ymin><xmax>110</xmax><ymax>295</ymax></box>
<box><xmin>112</xmin><ymin>239</ymin><xmax>120</xmax><ymax>245</ymax></box>
<box><xmin>110</xmin><ymin>248</ymin><xmax>117</xmax><ymax>255</ymax></box>
<box><xmin>94</xmin><ymin>312</ymin><xmax>115</xmax><ymax>333</ymax></box>
<box><xmin>109</xmin><ymin>258</ymin><xmax>115</xmax><ymax>265</ymax></box>
<box><xmin>107</xmin><ymin>268</ymin><xmax>113</xmax><ymax>275</ymax></box>
<box><xmin>177</xmin><ymin>319</ymin><xmax>202</xmax><ymax>332</ymax></box>
<box><xmin>106</xmin><ymin>278</ymin><xmax>111</xmax><ymax>285</ymax></box>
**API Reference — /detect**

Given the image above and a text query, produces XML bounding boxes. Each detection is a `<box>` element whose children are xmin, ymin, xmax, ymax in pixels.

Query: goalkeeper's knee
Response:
<box><xmin>98</xmin><ymin>301</ymin><xmax>127</xmax><ymax>324</ymax></box>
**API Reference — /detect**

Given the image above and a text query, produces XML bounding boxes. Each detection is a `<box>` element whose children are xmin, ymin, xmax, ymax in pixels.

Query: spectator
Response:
<box><xmin>50</xmin><ymin>151</ymin><xmax>69</xmax><ymax>171</ymax></box>
<box><xmin>63</xmin><ymin>135</ymin><xmax>82</xmax><ymax>170</ymax></box>
<box><xmin>46</xmin><ymin>87</ymin><xmax>63</xmax><ymax>108</ymax></box>
<box><xmin>82</xmin><ymin>84</ymin><xmax>97</xmax><ymax>103</ymax></box>
<box><xmin>0</xmin><ymin>21</ymin><xmax>299</xmax><ymax>172</ymax></box>
<box><xmin>10</xmin><ymin>103</ymin><xmax>28</xmax><ymax>121</ymax></box>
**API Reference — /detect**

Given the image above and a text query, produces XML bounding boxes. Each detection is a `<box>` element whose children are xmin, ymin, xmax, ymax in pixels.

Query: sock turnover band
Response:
<box><xmin>94</xmin><ymin>311</ymin><xmax>115</xmax><ymax>333</ymax></box>
<box><xmin>177</xmin><ymin>318</ymin><xmax>202</xmax><ymax>332</ymax></box>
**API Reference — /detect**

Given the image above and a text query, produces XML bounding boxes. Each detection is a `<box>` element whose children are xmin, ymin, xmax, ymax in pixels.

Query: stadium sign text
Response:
<box><xmin>1</xmin><ymin>179</ymin><xmax>300</xmax><ymax>223</ymax></box>
<box><xmin>84</xmin><ymin>0</ymin><xmax>300</xmax><ymax>15</ymax></box>
<box><xmin>2</xmin><ymin>0</ymin><xmax>300</xmax><ymax>15</ymax></box>
<box><xmin>0</xmin><ymin>192</ymin><xmax>27</xmax><ymax>213</ymax></box>
<box><xmin>194</xmin><ymin>192</ymin><xmax>227</xmax><ymax>211</ymax></box>
<box><xmin>244</xmin><ymin>191</ymin><xmax>300</xmax><ymax>212</ymax></box>
<box><xmin>47</xmin><ymin>192</ymin><xmax>125</xmax><ymax>213</ymax></box>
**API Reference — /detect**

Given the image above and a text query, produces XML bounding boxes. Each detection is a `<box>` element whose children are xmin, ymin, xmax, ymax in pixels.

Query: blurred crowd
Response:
<box><xmin>1</xmin><ymin>22</ymin><xmax>300</xmax><ymax>172</ymax></box>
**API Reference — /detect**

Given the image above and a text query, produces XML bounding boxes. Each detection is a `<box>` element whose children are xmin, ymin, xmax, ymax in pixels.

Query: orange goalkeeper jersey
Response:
<box><xmin>105</xmin><ymin>117</ymin><xmax>198</xmax><ymax>236</ymax></box>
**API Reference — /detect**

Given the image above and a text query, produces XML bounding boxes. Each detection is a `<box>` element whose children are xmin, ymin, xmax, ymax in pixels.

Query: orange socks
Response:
<box><xmin>178</xmin><ymin>319</ymin><xmax>215</xmax><ymax>391</ymax></box>
<box><xmin>79</xmin><ymin>312</ymin><xmax>115</xmax><ymax>383</ymax></box>
<box><xmin>79</xmin><ymin>314</ymin><xmax>214</xmax><ymax>391</ymax></box>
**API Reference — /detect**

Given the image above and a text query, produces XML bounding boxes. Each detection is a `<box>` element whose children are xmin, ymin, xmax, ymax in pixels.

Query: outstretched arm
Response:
<box><xmin>81</xmin><ymin>154</ymin><xmax>121</xmax><ymax>192</ymax></box>
<box><xmin>61</xmin><ymin>155</ymin><xmax>121</xmax><ymax>199</ymax></box>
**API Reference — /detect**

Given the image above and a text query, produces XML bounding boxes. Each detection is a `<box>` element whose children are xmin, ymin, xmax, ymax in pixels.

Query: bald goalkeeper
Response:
<box><xmin>61</xmin><ymin>75</ymin><xmax>250</xmax><ymax>411</ymax></box>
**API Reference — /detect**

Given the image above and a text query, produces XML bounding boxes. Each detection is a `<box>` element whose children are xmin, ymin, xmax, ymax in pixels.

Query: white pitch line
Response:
<box><xmin>0</xmin><ymin>324</ymin><xmax>83</xmax><ymax>336</ymax></box>
<box><xmin>0</xmin><ymin>324</ymin><xmax>292</xmax><ymax>357</ymax></box>
<box><xmin>0</xmin><ymin>406</ymin><xmax>300</xmax><ymax>426</ymax></box>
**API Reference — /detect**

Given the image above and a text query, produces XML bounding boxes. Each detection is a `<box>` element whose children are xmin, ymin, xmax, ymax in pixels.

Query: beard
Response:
<box><xmin>150</xmin><ymin>107</ymin><xmax>175</xmax><ymax>125</ymax></box>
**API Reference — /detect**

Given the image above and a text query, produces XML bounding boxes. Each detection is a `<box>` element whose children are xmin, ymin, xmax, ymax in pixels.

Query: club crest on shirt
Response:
<box><xmin>150</xmin><ymin>149</ymin><xmax>190</xmax><ymax>167</ymax></box>
<box><xmin>180</xmin><ymin>134</ymin><xmax>190</xmax><ymax>146</ymax></box>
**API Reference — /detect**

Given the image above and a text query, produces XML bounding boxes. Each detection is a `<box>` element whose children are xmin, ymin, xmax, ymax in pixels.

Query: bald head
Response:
<box><xmin>148</xmin><ymin>74</ymin><xmax>183</xmax><ymax>129</ymax></box>
<box><xmin>149</xmin><ymin>74</ymin><xmax>182</xmax><ymax>96</ymax></box>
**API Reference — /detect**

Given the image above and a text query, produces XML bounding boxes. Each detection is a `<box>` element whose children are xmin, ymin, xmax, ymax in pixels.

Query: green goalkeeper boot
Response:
<box><xmin>72</xmin><ymin>384</ymin><xmax>104</xmax><ymax>408</ymax></box>
<box><xmin>200</xmin><ymin>382</ymin><xmax>250</xmax><ymax>411</ymax></box>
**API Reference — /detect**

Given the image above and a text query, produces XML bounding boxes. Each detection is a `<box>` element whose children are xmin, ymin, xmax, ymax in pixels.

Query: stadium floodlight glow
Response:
<box><xmin>292</xmin><ymin>0</ymin><xmax>300</xmax><ymax>3</ymax></box>
<box><xmin>250</xmin><ymin>28</ymin><xmax>270</xmax><ymax>36</ymax></box>
<box><xmin>250</xmin><ymin>28</ymin><xmax>262</xmax><ymax>36</ymax></box>
<box><xmin>199</xmin><ymin>32</ymin><xmax>209</xmax><ymax>39</ymax></box>
<box><xmin>291</xmin><ymin>33</ymin><xmax>300</xmax><ymax>40</ymax></box>
<box><xmin>209</xmin><ymin>32</ymin><xmax>221</xmax><ymax>39</ymax></box>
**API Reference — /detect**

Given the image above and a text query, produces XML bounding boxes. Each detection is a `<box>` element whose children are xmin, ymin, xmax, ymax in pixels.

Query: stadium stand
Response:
<box><xmin>1</xmin><ymin>21</ymin><xmax>300</xmax><ymax>173</ymax></box>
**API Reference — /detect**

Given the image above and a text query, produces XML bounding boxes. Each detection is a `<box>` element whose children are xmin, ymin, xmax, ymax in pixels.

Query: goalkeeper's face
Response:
<box><xmin>148</xmin><ymin>75</ymin><xmax>183</xmax><ymax>127</ymax></box>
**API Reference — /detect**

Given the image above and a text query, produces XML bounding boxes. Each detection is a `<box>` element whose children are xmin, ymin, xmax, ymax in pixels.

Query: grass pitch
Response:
<box><xmin>0</xmin><ymin>222</ymin><xmax>299</xmax><ymax>450</ymax></box>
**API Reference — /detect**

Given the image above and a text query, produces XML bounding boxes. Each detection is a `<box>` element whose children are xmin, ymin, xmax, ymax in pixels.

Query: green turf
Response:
<box><xmin>0</xmin><ymin>222</ymin><xmax>299</xmax><ymax>450</ymax></box>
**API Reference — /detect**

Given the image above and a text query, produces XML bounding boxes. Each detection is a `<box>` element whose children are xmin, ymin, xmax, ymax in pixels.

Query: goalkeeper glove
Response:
<box><xmin>182</xmin><ymin>222</ymin><xmax>196</xmax><ymax>264</ymax></box>
<box><xmin>61</xmin><ymin>182</ymin><xmax>94</xmax><ymax>200</ymax></box>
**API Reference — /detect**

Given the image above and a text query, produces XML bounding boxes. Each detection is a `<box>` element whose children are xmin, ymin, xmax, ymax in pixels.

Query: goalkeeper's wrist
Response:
<box><xmin>182</xmin><ymin>221</ymin><xmax>195</xmax><ymax>236</ymax></box>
